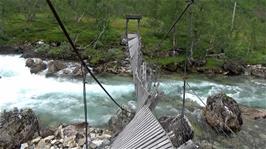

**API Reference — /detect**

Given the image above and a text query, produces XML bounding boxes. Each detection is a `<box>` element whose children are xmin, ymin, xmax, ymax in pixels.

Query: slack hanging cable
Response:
<box><xmin>81</xmin><ymin>64</ymin><xmax>88</xmax><ymax>149</ymax></box>
<box><xmin>157</xmin><ymin>0</ymin><xmax>194</xmax><ymax>49</ymax></box>
<box><xmin>46</xmin><ymin>0</ymin><xmax>129</xmax><ymax>113</ymax></box>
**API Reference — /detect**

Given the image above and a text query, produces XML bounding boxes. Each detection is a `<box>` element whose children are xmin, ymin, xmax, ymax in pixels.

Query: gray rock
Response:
<box><xmin>72</xmin><ymin>65</ymin><xmax>88</xmax><ymax>77</ymax></box>
<box><xmin>159</xmin><ymin>115</ymin><xmax>194</xmax><ymax>147</ymax></box>
<box><xmin>39</xmin><ymin>128</ymin><xmax>55</xmax><ymax>138</ymax></box>
<box><xmin>177</xmin><ymin>140</ymin><xmax>199</xmax><ymax>149</ymax></box>
<box><xmin>36</xmin><ymin>139</ymin><xmax>50</xmax><ymax>149</ymax></box>
<box><xmin>63</xmin><ymin>136</ymin><xmax>76</xmax><ymax>147</ymax></box>
<box><xmin>29</xmin><ymin>59</ymin><xmax>47</xmax><ymax>74</ymax></box>
<box><xmin>25</xmin><ymin>58</ymin><xmax>34</xmax><ymax>67</ymax></box>
<box><xmin>102</xmin><ymin>139</ymin><xmax>111</xmax><ymax>146</ymax></box>
<box><xmin>223</xmin><ymin>61</ymin><xmax>245</xmax><ymax>75</ymax></box>
<box><xmin>31</xmin><ymin>136</ymin><xmax>41</xmax><ymax>144</ymax></box>
<box><xmin>89</xmin><ymin>142</ymin><xmax>97</xmax><ymax>149</ymax></box>
<box><xmin>92</xmin><ymin>139</ymin><xmax>103</xmax><ymax>147</ymax></box>
<box><xmin>77</xmin><ymin>137</ymin><xmax>85</xmax><ymax>146</ymax></box>
<box><xmin>0</xmin><ymin>108</ymin><xmax>39</xmax><ymax>149</ymax></box>
<box><xmin>259</xmin><ymin>133</ymin><xmax>266</xmax><ymax>139</ymax></box>
<box><xmin>249</xmin><ymin>65</ymin><xmax>266</xmax><ymax>78</ymax></box>
<box><xmin>203</xmin><ymin>92</ymin><xmax>243</xmax><ymax>133</ymax></box>
<box><xmin>51</xmin><ymin>139</ymin><xmax>59</xmax><ymax>145</ymax></box>
<box><xmin>43</xmin><ymin>135</ymin><xmax>54</xmax><ymax>143</ymax></box>
<box><xmin>20</xmin><ymin>143</ymin><xmax>29</xmax><ymax>149</ymax></box>
<box><xmin>47</xmin><ymin>60</ymin><xmax>67</xmax><ymax>75</ymax></box>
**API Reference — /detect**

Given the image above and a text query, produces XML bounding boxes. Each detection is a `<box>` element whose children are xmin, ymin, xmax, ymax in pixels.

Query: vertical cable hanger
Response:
<box><xmin>181</xmin><ymin>0</ymin><xmax>194</xmax><ymax>118</ymax></box>
<box><xmin>81</xmin><ymin>64</ymin><xmax>88</xmax><ymax>149</ymax></box>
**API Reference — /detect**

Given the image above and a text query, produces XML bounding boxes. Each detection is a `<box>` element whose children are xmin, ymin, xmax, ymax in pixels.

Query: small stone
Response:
<box><xmin>64</xmin><ymin>136</ymin><xmax>77</xmax><ymax>148</ymax></box>
<box><xmin>70</xmin><ymin>147</ymin><xmax>80</xmax><ymax>149</ymax></box>
<box><xmin>77</xmin><ymin>138</ymin><xmax>85</xmax><ymax>146</ymax></box>
<box><xmin>89</xmin><ymin>128</ymin><xmax>95</xmax><ymax>133</ymax></box>
<box><xmin>51</xmin><ymin>139</ymin><xmax>60</xmax><ymax>145</ymax></box>
<box><xmin>36</xmin><ymin>139</ymin><xmax>51</xmax><ymax>149</ymax></box>
<box><xmin>54</xmin><ymin>125</ymin><xmax>63</xmax><ymax>138</ymax></box>
<box><xmin>99</xmin><ymin>134</ymin><xmax>111</xmax><ymax>139</ymax></box>
<box><xmin>90</xmin><ymin>133</ymin><xmax>96</xmax><ymax>139</ymax></box>
<box><xmin>259</xmin><ymin>133</ymin><xmax>266</xmax><ymax>139</ymax></box>
<box><xmin>59</xmin><ymin>139</ymin><xmax>64</xmax><ymax>143</ymax></box>
<box><xmin>102</xmin><ymin>139</ymin><xmax>111</xmax><ymax>146</ymax></box>
<box><xmin>20</xmin><ymin>143</ymin><xmax>28</xmax><ymax>149</ymax></box>
<box><xmin>31</xmin><ymin>136</ymin><xmax>42</xmax><ymax>144</ymax></box>
<box><xmin>92</xmin><ymin>139</ymin><xmax>104</xmax><ymax>147</ymax></box>
<box><xmin>89</xmin><ymin>143</ymin><xmax>97</xmax><ymax>149</ymax></box>
<box><xmin>44</xmin><ymin>135</ymin><xmax>55</xmax><ymax>143</ymax></box>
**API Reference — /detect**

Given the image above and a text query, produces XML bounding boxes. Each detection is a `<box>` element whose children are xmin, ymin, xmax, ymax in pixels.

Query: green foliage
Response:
<box><xmin>34</xmin><ymin>43</ymin><xmax>50</xmax><ymax>54</ymax></box>
<box><xmin>205</xmin><ymin>58</ymin><xmax>223</xmax><ymax>69</ymax></box>
<box><xmin>0</xmin><ymin>0</ymin><xmax>265</xmax><ymax>68</ymax></box>
<box><xmin>34</xmin><ymin>42</ymin><xmax>73</xmax><ymax>59</ymax></box>
<box><xmin>84</xmin><ymin>47</ymin><xmax>124</xmax><ymax>65</ymax></box>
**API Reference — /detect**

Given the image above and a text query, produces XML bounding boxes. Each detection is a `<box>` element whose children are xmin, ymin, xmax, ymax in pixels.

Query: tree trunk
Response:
<box><xmin>172</xmin><ymin>26</ymin><xmax>176</xmax><ymax>50</ymax></box>
<box><xmin>231</xmin><ymin>1</ymin><xmax>237</xmax><ymax>31</ymax></box>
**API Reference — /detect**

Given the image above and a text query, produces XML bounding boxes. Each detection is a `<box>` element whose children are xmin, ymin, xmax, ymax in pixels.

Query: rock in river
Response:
<box><xmin>25</xmin><ymin>58</ymin><xmax>47</xmax><ymax>74</ymax></box>
<box><xmin>159</xmin><ymin>115</ymin><xmax>194</xmax><ymax>147</ymax></box>
<box><xmin>46</xmin><ymin>60</ymin><xmax>67</xmax><ymax>76</ymax></box>
<box><xmin>203</xmin><ymin>93</ymin><xmax>243</xmax><ymax>133</ymax></box>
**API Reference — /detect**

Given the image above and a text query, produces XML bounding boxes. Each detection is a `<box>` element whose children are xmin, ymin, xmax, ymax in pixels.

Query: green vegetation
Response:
<box><xmin>0</xmin><ymin>0</ymin><xmax>266</xmax><ymax>68</ymax></box>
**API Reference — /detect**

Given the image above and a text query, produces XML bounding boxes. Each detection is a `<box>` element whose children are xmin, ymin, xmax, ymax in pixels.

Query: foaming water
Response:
<box><xmin>159</xmin><ymin>76</ymin><xmax>266</xmax><ymax>108</ymax></box>
<box><xmin>0</xmin><ymin>55</ymin><xmax>135</xmax><ymax>126</ymax></box>
<box><xmin>0</xmin><ymin>55</ymin><xmax>266</xmax><ymax>126</ymax></box>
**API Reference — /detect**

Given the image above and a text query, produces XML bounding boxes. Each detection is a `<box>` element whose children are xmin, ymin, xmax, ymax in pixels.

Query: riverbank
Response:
<box><xmin>1</xmin><ymin>98</ymin><xmax>266</xmax><ymax>148</ymax></box>
<box><xmin>1</xmin><ymin>44</ymin><xmax>266</xmax><ymax>79</ymax></box>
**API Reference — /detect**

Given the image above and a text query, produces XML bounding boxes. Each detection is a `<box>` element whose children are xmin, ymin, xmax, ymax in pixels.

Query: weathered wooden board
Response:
<box><xmin>111</xmin><ymin>105</ymin><xmax>174</xmax><ymax>149</ymax></box>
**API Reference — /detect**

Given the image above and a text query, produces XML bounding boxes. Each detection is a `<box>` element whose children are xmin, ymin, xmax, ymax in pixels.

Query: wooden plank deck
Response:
<box><xmin>111</xmin><ymin>105</ymin><xmax>174</xmax><ymax>149</ymax></box>
<box><xmin>111</xmin><ymin>33</ymin><xmax>174</xmax><ymax>149</ymax></box>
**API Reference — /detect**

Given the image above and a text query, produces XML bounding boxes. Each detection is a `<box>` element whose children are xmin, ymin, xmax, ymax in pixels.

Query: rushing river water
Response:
<box><xmin>0</xmin><ymin>55</ymin><xmax>266</xmax><ymax>126</ymax></box>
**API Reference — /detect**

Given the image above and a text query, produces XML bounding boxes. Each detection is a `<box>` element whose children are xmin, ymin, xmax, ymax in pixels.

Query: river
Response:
<box><xmin>0</xmin><ymin>55</ymin><xmax>265</xmax><ymax>127</ymax></box>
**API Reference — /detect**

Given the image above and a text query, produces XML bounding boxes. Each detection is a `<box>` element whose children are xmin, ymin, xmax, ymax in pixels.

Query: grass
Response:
<box><xmin>1</xmin><ymin>12</ymin><xmax>265</xmax><ymax>69</ymax></box>
<box><xmin>205</xmin><ymin>58</ymin><xmax>223</xmax><ymax>69</ymax></box>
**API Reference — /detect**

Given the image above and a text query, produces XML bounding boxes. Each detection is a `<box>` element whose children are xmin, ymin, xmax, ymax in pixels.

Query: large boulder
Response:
<box><xmin>248</xmin><ymin>65</ymin><xmax>266</xmax><ymax>78</ymax></box>
<box><xmin>25</xmin><ymin>58</ymin><xmax>47</xmax><ymax>74</ymax></box>
<box><xmin>47</xmin><ymin>60</ymin><xmax>67</xmax><ymax>74</ymax></box>
<box><xmin>72</xmin><ymin>65</ymin><xmax>83</xmax><ymax>77</ymax></box>
<box><xmin>203</xmin><ymin>93</ymin><xmax>243</xmax><ymax>133</ymax></box>
<box><xmin>0</xmin><ymin>108</ymin><xmax>39</xmax><ymax>149</ymax></box>
<box><xmin>108</xmin><ymin>105</ymin><xmax>135</xmax><ymax>136</ymax></box>
<box><xmin>223</xmin><ymin>61</ymin><xmax>245</xmax><ymax>75</ymax></box>
<box><xmin>162</xmin><ymin>63</ymin><xmax>178</xmax><ymax>72</ymax></box>
<box><xmin>159</xmin><ymin>115</ymin><xmax>194</xmax><ymax>147</ymax></box>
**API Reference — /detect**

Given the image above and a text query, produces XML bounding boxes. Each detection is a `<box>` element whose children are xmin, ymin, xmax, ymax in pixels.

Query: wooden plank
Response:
<box><xmin>111</xmin><ymin>106</ymin><xmax>174</xmax><ymax>149</ymax></box>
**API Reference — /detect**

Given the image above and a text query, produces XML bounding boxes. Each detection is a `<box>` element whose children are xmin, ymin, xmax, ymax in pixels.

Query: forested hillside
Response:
<box><xmin>0</xmin><ymin>0</ymin><xmax>266</xmax><ymax>69</ymax></box>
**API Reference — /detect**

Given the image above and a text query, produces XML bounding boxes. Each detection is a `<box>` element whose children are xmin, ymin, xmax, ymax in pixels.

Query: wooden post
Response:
<box><xmin>125</xmin><ymin>19</ymin><xmax>129</xmax><ymax>42</ymax></box>
<box><xmin>125</xmin><ymin>15</ymin><xmax>142</xmax><ymax>38</ymax></box>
